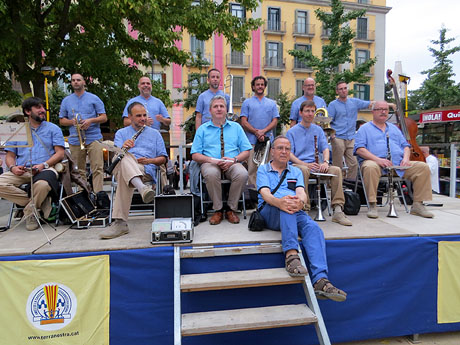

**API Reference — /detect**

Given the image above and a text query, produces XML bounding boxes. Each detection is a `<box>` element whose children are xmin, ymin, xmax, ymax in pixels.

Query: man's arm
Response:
<box><xmin>356</xmin><ymin>147</ymin><xmax>392</xmax><ymax>168</ymax></box>
<box><xmin>80</xmin><ymin>113</ymin><xmax>107</xmax><ymax>130</ymax></box>
<box><xmin>191</xmin><ymin>152</ymin><xmax>214</xmax><ymax>165</ymax></box>
<box><xmin>195</xmin><ymin>112</ymin><xmax>202</xmax><ymax>130</ymax></box>
<box><xmin>290</xmin><ymin>119</ymin><xmax>297</xmax><ymax>128</ymax></box>
<box><xmin>31</xmin><ymin>146</ymin><xmax>65</xmax><ymax>173</ymax></box>
<box><xmin>156</xmin><ymin>114</ymin><xmax>171</xmax><ymax>126</ymax></box>
<box><xmin>137</xmin><ymin>155</ymin><xmax>167</xmax><ymax>166</ymax></box>
<box><xmin>259</xmin><ymin>187</ymin><xmax>304</xmax><ymax>214</ymax></box>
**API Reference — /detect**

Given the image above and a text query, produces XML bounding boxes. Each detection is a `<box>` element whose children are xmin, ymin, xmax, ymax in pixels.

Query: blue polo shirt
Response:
<box><xmin>240</xmin><ymin>96</ymin><xmax>279</xmax><ymax>145</ymax></box>
<box><xmin>191</xmin><ymin>120</ymin><xmax>252</xmax><ymax>159</ymax></box>
<box><xmin>289</xmin><ymin>95</ymin><xmax>327</xmax><ymax>123</ymax></box>
<box><xmin>6</xmin><ymin>122</ymin><xmax>65</xmax><ymax>167</ymax></box>
<box><xmin>122</xmin><ymin>95</ymin><xmax>170</xmax><ymax>130</ymax></box>
<box><xmin>286</xmin><ymin>123</ymin><xmax>328</xmax><ymax>163</ymax></box>
<box><xmin>256</xmin><ymin>162</ymin><xmax>305</xmax><ymax>208</ymax></box>
<box><xmin>59</xmin><ymin>91</ymin><xmax>105</xmax><ymax>145</ymax></box>
<box><xmin>114</xmin><ymin>126</ymin><xmax>168</xmax><ymax>182</ymax></box>
<box><xmin>196</xmin><ymin>90</ymin><xmax>230</xmax><ymax>125</ymax></box>
<box><xmin>354</xmin><ymin>121</ymin><xmax>410</xmax><ymax>177</ymax></box>
<box><xmin>328</xmin><ymin>97</ymin><xmax>370</xmax><ymax>140</ymax></box>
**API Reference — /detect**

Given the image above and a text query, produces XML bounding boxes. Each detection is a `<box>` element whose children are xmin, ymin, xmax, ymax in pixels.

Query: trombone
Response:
<box><xmin>224</xmin><ymin>74</ymin><xmax>239</xmax><ymax>121</ymax></box>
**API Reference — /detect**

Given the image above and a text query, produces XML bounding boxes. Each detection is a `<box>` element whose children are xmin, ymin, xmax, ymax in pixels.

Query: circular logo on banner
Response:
<box><xmin>26</xmin><ymin>283</ymin><xmax>77</xmax><ymax>331</ymax></box>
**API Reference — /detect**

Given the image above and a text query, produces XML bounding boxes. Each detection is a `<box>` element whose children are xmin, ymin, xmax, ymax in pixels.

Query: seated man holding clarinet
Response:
<box><xmin>354</xmin><ymin>100</ymin><xmax>434</xmax><ymax>219</ymax></box>
<box><xmin>100</xmin><ymin>102</ymin><xmax>167</xmax><ymax>240</ymax></box>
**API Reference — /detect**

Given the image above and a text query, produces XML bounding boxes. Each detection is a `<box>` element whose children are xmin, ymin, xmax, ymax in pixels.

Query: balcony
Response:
<box><xmin>186</xmin><ymin>52</ymin><xmax>212</xmax><ymax>67</ymax></box>
<box><xmin>226</xmin><ymin>53</ymin><xmax>250</xmax><ymax>69</ymax></box>
<box><xmin>263</xmin><ymin>56</ymin><xmax>286</xmax><ymax>71</ymax></box>
<box><xmin>354</xmin><ymin>30</ymin><xmax>375</xmax><ymax>43</ymax></box>
<box><xmin>293</xmin><ymin>58</ymin><xmax>313</xmax><ymax>73</ymax></box>
<box><xmin>263</xmin><ymin>21</ymin><xmax>286</xmax><ymax>36</ymax></box>
<box><xmin>232</xmin><ymin>93</ymin><xmax>252</xmax><ymax>107</ymax></box>
<box><xmin>357</xmin><ymin>0</ymin><xmax>373</xmax><ymax>4</ymax></box>
<box><xmin>321</xmin><ymin>28</ymin><xmax>331</xmax><ymax>40</ymax></box>
<box><xmin>292</xmin><ymin>23</ymin><xmax>315</xmax><ymax>38</ymax></box>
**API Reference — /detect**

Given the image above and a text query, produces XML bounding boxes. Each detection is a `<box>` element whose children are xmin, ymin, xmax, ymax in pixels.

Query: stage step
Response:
<box><xmin>180</xmin><ymin>243</ymin><xmax>283</xmax><ymax>258</ymax></box>
<box><xmin>181</xmin><ymin>267</ymin><xmax>304</xmax><ymax>292</ymax></box>
<box><xmin>181</xmin><ymin>304</ymin><xmax>317</xmax><ymax>336</ymax></box>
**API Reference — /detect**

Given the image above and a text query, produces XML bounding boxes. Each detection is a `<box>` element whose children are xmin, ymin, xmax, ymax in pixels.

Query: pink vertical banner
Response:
<box><xmin>173</xmin><ymin>26</ymin><xmax>183</xmax><ymax>88</ymax></box>
<box><xmin>127</xmin><ymin>23</ymin><xmax>139</xmax><ymax>67</ymax></box>
<box><xmin>252</xmin><ymin>28</ymin><xmax>261</xmax><ymax>78</ymax></box>
<box><xmin>214</xmin><ymin>33</ymin><xmax>224</xmax><ymax>88</ymax></box>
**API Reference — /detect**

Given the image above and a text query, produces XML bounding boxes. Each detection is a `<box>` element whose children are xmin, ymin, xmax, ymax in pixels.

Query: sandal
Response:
<box><xmin>313</xmin><ymin>278</ymin><xmax>347</xmax><ymax>302</ymax></box>
<box><xmin>285</xmin><ymin>254</ymin><xmax>308</xmax><ymax>277</ymax></box>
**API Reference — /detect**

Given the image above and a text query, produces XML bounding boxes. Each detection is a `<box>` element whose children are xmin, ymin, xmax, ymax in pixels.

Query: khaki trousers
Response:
<box><xmin>0</xmin><ymin>169</ymin><xmax>56</xmax><ymax>217</ymax></box>
<box><xmin>331</xmin><ymin>137</ymin><xmax>358</xmax><ymax>180</ymax></box>
<box><xmin>247</xmin><ymin>146</ymin><xmax>257</xmax><ymax>188</ymax></box>
<box><xmin>294</xmin><ymin>164</ymin><xmax>345</xmax><ymax>209</ymax></box>
<box><xmin>361</xmin><ymin>160</ymin><xmax>432</xmax><ymax>203</ymax></box>
<box><xmin>112</xmin><ymin>153</ymin><xmax>153</xmax><ymax>221</ymax></box>
<box><xmin>69</xmin><ymin>140</ymin><xmax>104</xmax><ymax>193</ymax></box>
<box><xmin>200</xmin><ymin>162</ymin><xmax>248</xmax><ymax>211</ymax></box>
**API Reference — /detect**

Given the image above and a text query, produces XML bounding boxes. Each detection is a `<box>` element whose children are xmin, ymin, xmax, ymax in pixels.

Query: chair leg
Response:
<box><xmin>358</xmin><ymin>165</ymin><xmax>370</xmax><ymax>209</ymax></box>
<box><xmin>55</xmin><ymin>184</ymin><xmax>65</xmax><ymax>226</ymax></box>
<box><xmin>396</xmin><ymin>180</ymin><xmax>409</xmax><ymax>213</ymax></box>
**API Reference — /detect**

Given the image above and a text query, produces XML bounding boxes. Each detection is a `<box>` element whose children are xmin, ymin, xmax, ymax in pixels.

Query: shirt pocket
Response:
<box><xmin>287</xmin><ymin>179</ymin><xmax>297</xmax><ymax>191</ymax></box>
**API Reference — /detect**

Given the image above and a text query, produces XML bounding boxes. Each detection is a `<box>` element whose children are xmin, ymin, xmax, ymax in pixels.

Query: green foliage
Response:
<box><xmin>0</xmin><ymin>0</ymin><xmax>262</xmax><ymax>127</ymax></box>
<box><xmin>274</xmin><ymin>91</ymin><xmax>293</xmax><ymax>126</ymax></box>
<box><xmin>48</xmin><ymin>86</ymin><xmax>68</xmax><ymax>128</ymax></box>
<box><xmin>409</xmin><ymin>27</ymin><xmax>460</xmax><ymax>110</ymax></box>
<box><xmin>288</xmin><ymin>0</ymin><xmax>376</xmax><ymax>104</ymax></box>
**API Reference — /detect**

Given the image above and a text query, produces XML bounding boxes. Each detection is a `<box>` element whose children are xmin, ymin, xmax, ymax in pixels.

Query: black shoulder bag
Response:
<box><xmin>248</xmin><ymin>169</ymin><xmax>288</xmax><ymax>232</ymax></box>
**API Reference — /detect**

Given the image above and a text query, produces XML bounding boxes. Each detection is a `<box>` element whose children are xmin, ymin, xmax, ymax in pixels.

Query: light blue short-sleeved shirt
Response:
<box><xmin>114</xmin><ymin>126</ymin><xmax>168</xmax><ymax>182</ymax></box>
<box><xmin>59</xmin><ymin>91</ymin><xmax>105</xmax><ymax>145</ymax></box>
<box><xmin>240</xmin><ymin>96</ymin><xmax>280</xmax><ymax>145</ymax></box>
<box><xmin>354</xmin><ymin>122</ymin><xmax>410</xmax><ymax>177</ymax></box>
<box><xmin>6</xmin><ymin>122</ymin><xmax>65</xmax><ymax>166</ymax></box>
<box><xmin>191</xmin><ymin>120</ymin><xmax>252</xmax><ymax>159</ymax></box>
<box><xmin>196</xmin><ymin>90</ymin><xmax>230</xmax><ymax>125</ymax></box>
<box><xmin>286</xmin><ymin>123</ymin><xmax>328</xmax><ymax>163</ymax></box>
<box><xmin>122</xmin><ymin>95</ymin><xmax>170</xmax><ymax>131</ymax></box>
<box><xmin>289</xmin><ymin>95</ymin><xmax>327</xmax><ymax>124</ymax></box>
<box><xmin>327</xmin><ymin>97</ymin><xmax>370</xmax><ymax>140</ymax></box>
<box><xmin>256</xmin><ymin>162</ymin><xmax>305</xmax><ymax>208</ymax></box>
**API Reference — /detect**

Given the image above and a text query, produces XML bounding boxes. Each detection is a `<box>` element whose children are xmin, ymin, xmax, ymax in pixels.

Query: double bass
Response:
<box><xmin>386</xmin><ymin>69</ymin><xmax>425</xmax><ymax>162</ymax></box>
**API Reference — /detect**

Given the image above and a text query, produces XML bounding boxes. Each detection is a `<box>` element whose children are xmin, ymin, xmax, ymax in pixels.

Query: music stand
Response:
<box><xmin>0</xmin><ymin>119</ymin><xmax>54</xmax><ymax>243</ymax></box>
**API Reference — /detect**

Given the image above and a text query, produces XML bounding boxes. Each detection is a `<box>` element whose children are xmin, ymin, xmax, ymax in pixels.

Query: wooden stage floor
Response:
<box><xmin>0</xmin><ymin>193</ymin><xmax>459</xmax><ymax>257</ymax></box>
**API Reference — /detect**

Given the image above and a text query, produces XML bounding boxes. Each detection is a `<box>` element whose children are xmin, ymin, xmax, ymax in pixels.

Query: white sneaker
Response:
<box><xmin>367</xmin><ymin>203</ymin><xmax>378</xmax><ymax>219</ymax></box>
<box><xmin>410</xmin><ymin>202</ymin><xmax>434</xmax><ymax>218</ymax></box>
<box><xmin>332</xmin><ymin>210</ymin><xmax>352</xmax><ymax>226</ymax></box>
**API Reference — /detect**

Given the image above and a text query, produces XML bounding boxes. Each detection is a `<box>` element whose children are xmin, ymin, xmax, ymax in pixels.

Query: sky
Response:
<box><xmin>385</xmin><ymin>0</ymin><xmax>460</xmax><ymax>91</ymax></box>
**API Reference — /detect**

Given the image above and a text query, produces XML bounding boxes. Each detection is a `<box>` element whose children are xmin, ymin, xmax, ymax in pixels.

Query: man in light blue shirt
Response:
<box><xmin>354</xmin><ymin>101</ymin><xmax>433</xmax><ymax>219</ymax></box>
<box><xmin>240</xmin><ymin>76</ymin><xmax>279</xmax><ymax>188</ymax></box>
<box><xmin>122</xmin><ymin>76</ymin><xmax>171</xmax><ymax>131</ymax></box>
<box><xmin>257</xmin><ymin>135</ymin><xmax>347</xmax><ymax>301</ymax></box>
<box><xmin>289</xmin><ymin>78</ymin><xmax>327</xmax><ymax>127</ymax></box>
<box><xmin>328</xmin><ymin>81</ymin><xmax>373</xmax><ymax>180</ymax></box>
<box><xmin>100</xmin><ymin>102</ymin><xmax>168</xmax><ymax>240</ymax></box>
<box><xmin>59</xmin><ymin>73</ymin><xmax>107</xmax><ymax>193</ymax></box>
<box><xmin>286</xmin><ymin>100</ymin><xmax>351</xmax><ymax>226</ymax></box>
<box><xmin>0</xmin><ymin>97</ymin><xmax>65</xmax><ymax>230</ymax></box>
<box><xmin>191</xmin><ymin>96</ymin><xmax>251</xmax><ymax>225</ymax></box>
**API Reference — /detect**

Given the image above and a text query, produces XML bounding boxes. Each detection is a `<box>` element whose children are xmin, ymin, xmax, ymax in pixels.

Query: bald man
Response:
<box><xmin>290</xmin><ymin>78</ymin><xmax>326</xmax><ymax>128</ymax></box>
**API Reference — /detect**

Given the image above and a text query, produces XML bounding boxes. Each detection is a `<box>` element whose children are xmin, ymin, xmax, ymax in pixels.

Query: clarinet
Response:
<box><xmin>105</xmin><ymin>125</ymin><xmax>146</xmax><ymax>175</ymax></box>
<box><xmin>386</xmin><ymin>133</ymin><xmax>398</xmax><ymax>217</ymax></box>
<box><xmin>314</xmin><ymin>135</ymin><xmax>325</xmax><ymax>221</ymax></box>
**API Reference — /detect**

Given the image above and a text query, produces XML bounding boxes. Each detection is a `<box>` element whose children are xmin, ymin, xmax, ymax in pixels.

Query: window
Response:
<box><xmin>232</xmin><ymin>76</ymin><xmax>244</xmax><ymax>104</ymax></box>
<box><xmin>295</xmin><ymin>10</ymin><xmax>308</xmax><ymax>34</ymax></box>
<box><xmin>190</xmin><ymin>35</ymin><xmax>204</xmax><ymax>58</ymax></box>
<box><xmin>266</xmin><ymin>42</ymin><xmax>283</xmax><ymax>67</ymax></box>
<box><xmin>354</xmin><ymin>84</ymin><xmax>370</xmax><ymax>101</ymax></box>
<box><xmin>322</xmin><ymin>22</ymin><xmax>331</xmax><ymax>37</ymax></box>
<box><xmin>296</xmin><ymin>80</ymin><xmax>304</xmax><ymax>98</ymax></box>
<box><xmin>357</xmin><ymin>18</ymin><xmax>368</xmax><ymax>40</ymax></box>
<box><xmin>230</xmin><ymin>46</ymin><xmax>244</xmax><ymax>65</ymax></box>
<box><xmin>294</xmin><ymin>44</ymin><xmax>312</xmax><ymax>69</ymax></box>
<box><xmin>356</xmin><ymin>49</ymin><xmax>370</xmax><ymax>65</ymax></box>
<box><xmin>267</xmin><ymin>78</ymin><xmax>280</xmax><ymax>99</ymax></box>
<box><xmin>358</xmin><ymin>0</ymin><xmax>370</xmax><ymax>3</ymax></box>
<box><xmin>231</xmin><ymin>3</ymin><xmax>245</xmax><ymax>18</ymax></box>
<box><xmin>188</xmin><ymin>74</ymin><xmax>207</xmax><ymax>95</ymax></box>
<box><xmin>268</xmin><ymin>7</ymin><xmax>281</xmax><ymax>31</ymax></box>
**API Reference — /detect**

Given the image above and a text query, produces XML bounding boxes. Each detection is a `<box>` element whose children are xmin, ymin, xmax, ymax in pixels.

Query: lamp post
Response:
<box><xmin>398</xmin><ymin>74</ymin><xmax>410</xmax><ymax>118</ymax></box>
<box><xmin>40</xmin><ymin>66</ymin><xmax>55</xmax><ymax>122</ymax></box>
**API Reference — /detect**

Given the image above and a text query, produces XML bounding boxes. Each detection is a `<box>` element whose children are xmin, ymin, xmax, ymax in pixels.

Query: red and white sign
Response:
<box><xmin>419</xmin><ymin>109</ymin><xmax>460</xmax><ymax>123</ymax></box>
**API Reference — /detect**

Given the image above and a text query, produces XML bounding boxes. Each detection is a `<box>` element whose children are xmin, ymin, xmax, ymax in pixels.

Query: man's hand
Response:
<box><xmin>146</xmin><ymin>116</ymin><xmax>154</xmax><ymax>126</ymax></box>
<box><xmin>11</xmin><ymin>165</ymin><xmax>26</xmax><ymax>176</ymax></box>
<box><xmin>254</xmin><ymin>129</ymin><xmax>265</xmax><ymax>142</ymax></box>
<box><xmin>319</xmin><ymin>162</ymin><xmax>329</xmax><ymax>173</ymax></box>
<box><xmin>278</xmin><ymin>195</ymin><xmax>303</xmax><ymax>214</ymax></box>
<box><xmin>217</xmin><ymin>156</ymin><xmax>234</xmax><ymax>172</ymax></box>
<box><xmin>400</xmin><ymin>157</ymin><xmax>411</xmax><ymax>167</ymax></box>
<box><xmin>31</xmin><ymin>164</ymin><xmax>44</xmax><ymax>175</ymax></box>
<box><xmin>307</xmin><ymin>162</ymin><xmax>320</xmax><ymax>172</ymax></box>
<box><xmin>376</xmin><ymin>157</ymin><xmax>393</xmax><ymax>168</ymax></box>
<box><xmin>155</xmin><ymin>114</ymin><xmax>166</xmax><ymax>125</ymax></box>
<box><xmin>79</xmin><ymin>118</ymin><xmax>93</xmax><ymax>130</ymax></box>
<box><xmin>137</xmin><ymin>157</ymin><xmax>151</xmax><ymax>165</ymax></box>
<box><xmin>122</xmin><ymin>139</ymin><xmax>135</xmax><ymax>150</ymax></box>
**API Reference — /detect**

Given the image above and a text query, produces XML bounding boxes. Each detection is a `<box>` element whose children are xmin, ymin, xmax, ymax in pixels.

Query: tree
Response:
<box><xmin>0</xmin><ymin>0</ymin><xmax>262</xmax><ymax>124</ymax></box>
<box><xmin>409</xmin><ymin>27</ymin><xmax>460</xmax><ymax>110</ymax></box>
<box><xmin>274</xmin><ymin>91</ymin><xmax>293</xmax><ymax>134</ymax></box>
<box><xmin>288</xmin><ymin>0</ymin><xmax>376</xmax><ymax>104</ymax></box>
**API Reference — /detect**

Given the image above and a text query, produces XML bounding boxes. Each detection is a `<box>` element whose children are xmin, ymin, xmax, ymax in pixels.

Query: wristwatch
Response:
<box><xmin>234</xmin><ymin>157</ymin><xmax>239</xmax><ymax>163</ymax></box>
<box><xmin>43</xmin><ymin>162</ymin><xmax>49</xmax><ymax>169</ymax></box>
<box><xmin>8</xmin><ymin>165</ymin><xmax>16</xmax><ymax>170</ymax></box>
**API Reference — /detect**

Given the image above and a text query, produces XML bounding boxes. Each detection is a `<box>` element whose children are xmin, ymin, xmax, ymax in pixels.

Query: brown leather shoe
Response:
<box><xmin>209</xmin><ymin>211</ymin><xmax>223</xmax><ymax>225</ymax></box>
<box><xmin>225</xmin><ymin>210</ymin><xmax>240</xmax><ymax>224</ymax></box>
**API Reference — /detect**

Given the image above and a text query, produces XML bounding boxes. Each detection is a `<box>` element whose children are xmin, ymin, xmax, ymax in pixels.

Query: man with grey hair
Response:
<box><xmin>290</xmin><ymin>77</ymin><xmax>327</xmax><ymax>127</ymax></box>
<box><xmin>191</xmin><ymin>95</ymin><xmax>252</xmax><ymax>225</ymax></box>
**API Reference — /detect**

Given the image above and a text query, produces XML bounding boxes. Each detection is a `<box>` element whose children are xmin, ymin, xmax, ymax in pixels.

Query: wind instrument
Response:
<box><xmin>224</xmin><ymin>74</ymin><xmax>239</xmax><ymax>121</ymax></box>
<box><xmin>72</xmin><ymin>110</ymin><xmax>86</xmax><ymax>150</ymax></box>
<box><xmin>314</xmin><ymin>107</ymin><xmax>335</xmax><ymax>141</ymax></box>
<box><xmin>386</xmin><ymin>133</ymin><xmax>398</xmax><ymax>218</ymax></box>
<box><xmin>104</xmin><ymin>125</ymin><xmax>146</xmax><ymax>175</ymax></box>
<box><xmin>313</xmin><ymin>135</ymin><xmax>326</xmax><ymax>221</ymax></box>
<box><xmin>253</xmin><ymin>138</ymin><xmax>271</xmax><ymax>167</ymax></box>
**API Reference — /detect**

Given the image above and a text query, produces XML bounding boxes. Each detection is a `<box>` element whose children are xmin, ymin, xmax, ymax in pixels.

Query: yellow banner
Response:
<box><xmin>0</xmin><ymin>255</ymin><xmax>110</xmax><ymax>344</ymax></box>
<box><xmin>438</xmin><ymin>241</ymin><xmax>460</xmax><ymax>323</ymax></box>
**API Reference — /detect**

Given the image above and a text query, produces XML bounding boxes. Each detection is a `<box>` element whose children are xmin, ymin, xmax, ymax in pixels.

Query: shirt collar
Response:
<box><xmin>268</xmin><ymin>160</ymin><xmax>291</xmax><ymax>173</ymax></box>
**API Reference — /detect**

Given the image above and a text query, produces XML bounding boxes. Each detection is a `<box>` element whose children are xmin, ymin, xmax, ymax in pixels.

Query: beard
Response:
<box><xmin>31</xmin><ymin>113</ymin><xmax>45</xmax><ymax>123</ymax></box>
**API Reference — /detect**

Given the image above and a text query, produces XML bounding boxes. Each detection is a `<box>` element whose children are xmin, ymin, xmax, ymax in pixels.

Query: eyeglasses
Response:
<box><xmin>374</xmin><ymin>108</ymin><xmax>389</xmax><ymax>112</ymax></box>
<box><xmin>273</xmin><ymin>146</ymin><xmax>290</xmax><ymax>152</ymax></box>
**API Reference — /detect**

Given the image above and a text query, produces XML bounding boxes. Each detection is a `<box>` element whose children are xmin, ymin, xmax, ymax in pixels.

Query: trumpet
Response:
<box><xmin>105</xmin><ymin>125</ymin><xmax>146</xmax><ymax>175</ymax></box>
<box><xmin>72</xmin><ymin>110</ymin><xmax>86</xmax><ymax>150</ymax></box>
<box><xmin>253</xmin><ymin>138</ymin><xmax>271</xmax><ymax>167</ymax></box>
<box><xmin>314</xmin><ymin>107</ymin><xmax>335</xmax><ymax>139</ymax></box>
<box><xmin>386</xmin><ymin>134</ymin><xmax>398</xmax><ymax>218</ymax></box>
<box><xmin>224</xmin><ymin>74</ymin><xmax>239</xmax><ymax>121</ymax></box>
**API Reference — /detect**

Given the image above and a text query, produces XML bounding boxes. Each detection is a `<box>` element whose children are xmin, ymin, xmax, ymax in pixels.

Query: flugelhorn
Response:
<box><xmin>224</xmin><ymin>74</ymin><xmax>239</xmax><ymax>121</ymax></box>
<box><xmin>72</xmin><ymin>110</ymin><xmax>86</xmax><ymax>150</ymax></box>
<box><xmin>253</xmin><ymin>138</ymin><xmax>271</xmax><ymax>167</ymax></box>
<box><xmin>314</xmin><ymin>107</ymin><xmax>335</xmax><ymax>138</ymax></box>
